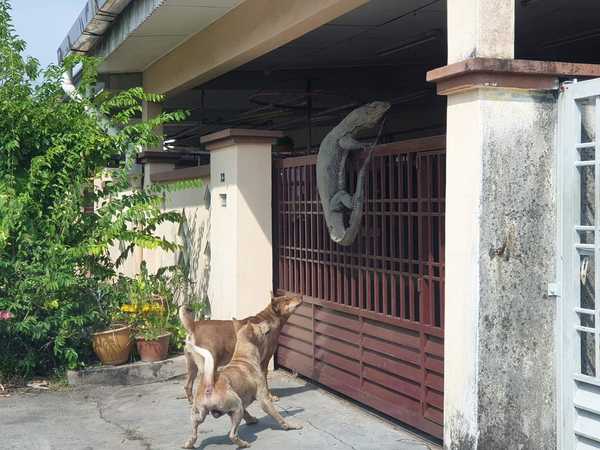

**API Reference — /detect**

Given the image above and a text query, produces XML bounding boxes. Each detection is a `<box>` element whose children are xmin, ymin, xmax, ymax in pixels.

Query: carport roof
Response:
<box><xmin>58</xmin><ymin>0</ymin><xmax>241</xmax><ymax>73</ymax></box>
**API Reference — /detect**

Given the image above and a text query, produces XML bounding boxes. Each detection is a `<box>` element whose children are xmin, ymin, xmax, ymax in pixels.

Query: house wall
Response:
<box><xmin>110</xmin><ymin>172</ymin><xmax>211</xmax><ymax>311</ymax></box>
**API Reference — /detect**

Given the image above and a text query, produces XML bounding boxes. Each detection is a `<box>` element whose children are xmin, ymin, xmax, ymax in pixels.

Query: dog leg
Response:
<box><xmin>182</xmin><ymin>406</ymin><xmax>207</xmax><ymax>449</ymax></box>
<box><xmin>258</xmin><ymin>396</ymin><xmax>302</xmax><ymax>431</ymax></box>
<box><xmin>243</xmin><ymin>410</ymin><xmax>259</xmax><ymax>425</ymax></box>
<box><xmin>228</xmin><ymin>407</ymin><xmax>250</xmax><ymax>448</ymax></box>
<box><xmin>262</xmin><ymin>367</ymin><xmax>279</xmax><ymax>402</ymax></box>
<box><xmin>184</xmin><ymin>349</ymin><xmax>198</xmax><ymax>404</ymax></box>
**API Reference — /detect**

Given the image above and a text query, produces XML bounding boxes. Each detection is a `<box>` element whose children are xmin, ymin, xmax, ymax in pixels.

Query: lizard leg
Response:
<box><xmin>330</xmin><ymin>190</ymin><xmax>353</xmax><ymax>211</ymax></box>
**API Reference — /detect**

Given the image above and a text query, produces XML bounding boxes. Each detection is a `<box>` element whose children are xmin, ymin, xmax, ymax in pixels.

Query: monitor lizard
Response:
<box><xmin>316</xmin><ymin>101</ymin><xmax>391</xmax><ymax>246</ymax></box>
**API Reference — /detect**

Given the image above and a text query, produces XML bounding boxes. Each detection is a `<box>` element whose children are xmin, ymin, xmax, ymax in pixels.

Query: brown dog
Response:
<box><xmin>183</xmin><ymin>321</ymin><xmax>302</xmax><ymax>449</ymax></box>
<box><xmin>179</xmin><ymin>293</ymin><xmax>302</xmax><ymax>404</ymax></box>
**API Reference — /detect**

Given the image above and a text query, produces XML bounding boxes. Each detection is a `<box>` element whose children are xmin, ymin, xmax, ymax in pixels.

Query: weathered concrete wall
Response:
<box><xmin>444</xmin><ymin>88</ymin><xmax>558</xmax><ymax>450</ymax></box>
<box><xmin>479</xmin><ymin>90</ymin><xmax>557</xmax><ymax>449</ymax></box>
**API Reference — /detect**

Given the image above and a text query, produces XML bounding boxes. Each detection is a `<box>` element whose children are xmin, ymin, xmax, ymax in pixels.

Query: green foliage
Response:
<box><xmin>0</xmin><ymin>0</ymin><xmax>189</xmax><ymax>379</ymax></box>
<box><xmin>116</xmin><ymin>262</ymin><xmax>188</xmax><ymax>349</ymax></box>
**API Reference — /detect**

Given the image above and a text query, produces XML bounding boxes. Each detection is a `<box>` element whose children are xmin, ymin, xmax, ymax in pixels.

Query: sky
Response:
<box><xmin>8</xmin><ymin>0</ymin><xmax>84</xmax><ymax>68</ymax></box>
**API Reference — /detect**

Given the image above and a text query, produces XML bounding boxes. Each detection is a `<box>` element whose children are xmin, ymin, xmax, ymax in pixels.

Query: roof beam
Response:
<box><xmin>142</xmin><ymin>0</ymin><xmax>368</xmax><ymax>96</ymax></box>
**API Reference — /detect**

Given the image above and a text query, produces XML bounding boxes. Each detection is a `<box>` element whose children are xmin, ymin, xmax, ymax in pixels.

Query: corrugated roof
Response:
<box><xmin>57</xmin><ymin>0</ymin><xmax>133</xmax><ymax>63</ymax></box>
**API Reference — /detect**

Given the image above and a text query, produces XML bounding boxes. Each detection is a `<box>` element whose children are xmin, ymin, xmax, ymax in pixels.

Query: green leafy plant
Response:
<box><xmin>116</xmin><ymin>263</ymin><xmax>189</xmax><ymax>351</ymax></box>
<box><xmin>0</xmin><ymin>0</ymin><xmax>191</xmax><ymax>379</ymax></box>
<box><xmin>118</xmin><ymin>262</ymin><xmax>171</xmax><ymax>341</ymax></box>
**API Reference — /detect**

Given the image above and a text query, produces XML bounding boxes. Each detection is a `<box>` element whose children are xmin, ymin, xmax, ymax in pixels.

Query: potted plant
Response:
<box><xmin>121</xmin><ymin>263</ymin><xmax>173</xmax><ymax>362</ymax></box>
<box><xmin>133</xmin><ymin>299</ymin><xmax>171</xmax><ymax>362</ymax></box>
<box><xmin>90</xmin><ymin>283</ymin><xmax>133</xmax><ymax>366</ymax></box>
<box><xmin>91</xmin><ymin>323</ymin><xmax>133</xmax><ymax>366</ymax></box>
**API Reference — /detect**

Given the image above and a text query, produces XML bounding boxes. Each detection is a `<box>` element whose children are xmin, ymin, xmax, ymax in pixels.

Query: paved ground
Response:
<box><xmin>1</xmin><ymin>370</ymin><xmax>440</xmax><ymax>450</ymax></box>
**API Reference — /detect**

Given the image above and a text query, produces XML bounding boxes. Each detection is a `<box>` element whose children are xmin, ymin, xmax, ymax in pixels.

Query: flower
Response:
<box><xmin>141</xmin><ymin>303</ymin><xmax>164</xmax><ymax>314</ymax></box>
<box><xmin>0</xmin><ymin>310</ymin><xmax>14</xmax><ymax>320</ymax></box>
<box><xmin>120</xmin><ymin>304</ymin><xmax>137</xmax><ymax>313</ymax></box>
<box><xmin>120</xmin><ymin>303</ymin><xmax>163</xmax><ymax>314</ymax></box>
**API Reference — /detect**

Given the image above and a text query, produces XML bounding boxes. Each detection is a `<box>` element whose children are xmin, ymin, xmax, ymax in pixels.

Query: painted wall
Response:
<box><xmin>143</xmin><ymin>180</ymin><xmax>211</xmax><ymax>310</ymax></box>
<box><xmin>444</xmin><ymin>89</ymin><xmax>482</xmax><ymax>448</ymax></box>
<box><xmin>109</xmin><ymin>173</ymin><xmax>211</xmax><ymax>312</ymax></box>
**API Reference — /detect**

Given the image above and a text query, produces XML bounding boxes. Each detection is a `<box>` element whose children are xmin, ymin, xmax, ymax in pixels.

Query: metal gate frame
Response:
<box><xmin>273</xmin><ymin>135</ymin><xmax>445</xmax><ymax>439</ymax></box>
<box><xmin>558</xmin><ymin>79</ymin><xmax>600</xmax><ymax>449</ymax></box>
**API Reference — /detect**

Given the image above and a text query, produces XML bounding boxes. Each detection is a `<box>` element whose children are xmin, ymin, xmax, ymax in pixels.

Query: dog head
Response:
<box><xmin>236</xmin><ymin>320</ymin><xmax>272</xmax><ymax>346</ymax></box>
<box><xmin>270</xmin><ymin>293</ymin><xmax>303</xmax><ymax>318</ymax></box>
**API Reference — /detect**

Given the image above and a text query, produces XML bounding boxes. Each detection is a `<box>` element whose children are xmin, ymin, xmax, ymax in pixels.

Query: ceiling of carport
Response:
<box><xmin>162</xmin><ymin>0</ymin><xmax>447</xmax><ymax>148</ymax></box>
<box><xmin>161</xmin><ymin>0</ymin><xmax>600</xmax><ymax>149</ymax></box>
<box><xmin>241</xmin><ymin>0</ymin><xmax>445</xmax><ymax>72</ymax></box>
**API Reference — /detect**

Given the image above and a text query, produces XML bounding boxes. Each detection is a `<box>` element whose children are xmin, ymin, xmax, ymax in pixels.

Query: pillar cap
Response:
<box><xmin>136</xmin><ymin>151</ymin><xmax>201</xmax><ymax>165</ymax></box>
<box><xmin>426</xmin><ymin>57</ymin><xmax>600</xmax><ymax>95</ymax></box>
<box><xmin>201</xmin><ymin>128</ymin><xmax>284</xmax><ymax>151</ymax></box>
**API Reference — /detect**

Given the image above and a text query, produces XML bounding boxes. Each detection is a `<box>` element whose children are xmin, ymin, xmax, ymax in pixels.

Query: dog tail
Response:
<box><xmin>179</xmin><ymin>305</ymin><xmax>195</xmax><ymax>334</ymax></box>
<box><xmin>185</xmin><ymin>340</ymin><xmax>215</xmax><ymax>396</ymax></box>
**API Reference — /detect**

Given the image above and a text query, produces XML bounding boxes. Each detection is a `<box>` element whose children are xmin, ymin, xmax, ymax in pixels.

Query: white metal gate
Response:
<box><xmin>559</xmin><ymin>78</ymin><xmax>600</xmax><ymax>449</ymax></box>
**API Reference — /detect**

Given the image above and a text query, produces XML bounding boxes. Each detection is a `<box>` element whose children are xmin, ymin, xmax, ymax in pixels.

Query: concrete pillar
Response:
<box><xmin>437</xmin><ymin>1</ymin><xmax>557</xmax><ymax>448</ymax></box>
<box><xmin>201</xmin><ymin>129</ymin><xmax>283</xmax><ymax>321</ymax></box>
<box><xmin>447</xmin><ymin>0</ymin><xmax>514</xmax><ymax>63</ymax></box>
<box><xmin>443</xmin><ymin>86</ymin><xmax>559</xmax><ymax>450</ymax></box>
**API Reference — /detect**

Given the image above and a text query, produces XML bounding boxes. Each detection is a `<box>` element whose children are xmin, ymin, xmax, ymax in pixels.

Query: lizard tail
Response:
<box><xmin>338</xmin><ymin>118</ymin><xmax>386</xmax><ymax>246</ymax></box>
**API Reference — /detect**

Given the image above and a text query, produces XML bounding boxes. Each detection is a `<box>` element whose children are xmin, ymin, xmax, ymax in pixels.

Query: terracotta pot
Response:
<box><xmin>136</xmin><ymin>333</ymin><xmax>171</xmax><ymax>362</ymax></box>
<box><xmin>91</xmin><ymin>324</ymin><xmax>133</xmax><ymax>366</ymax></box>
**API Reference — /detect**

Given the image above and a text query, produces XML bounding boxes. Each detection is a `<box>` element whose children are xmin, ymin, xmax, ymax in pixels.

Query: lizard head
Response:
<box><xmin>342</xmin><ymin>101</ymin><xmax>391</xmax><ymax>136</ymax></box>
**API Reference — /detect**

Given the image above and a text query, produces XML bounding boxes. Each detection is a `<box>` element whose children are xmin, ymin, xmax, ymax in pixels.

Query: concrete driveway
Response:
<box><xmin>0</xmin><ymin>370</ymin><xmax>439</xmax><ymax>450</ymax></box>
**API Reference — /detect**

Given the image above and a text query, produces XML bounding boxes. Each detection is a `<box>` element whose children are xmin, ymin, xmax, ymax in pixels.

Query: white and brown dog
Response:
<box><xmin>183</xmin><ymin>320</ymin><xmax>302</xmax><ymax>448</ymax></box>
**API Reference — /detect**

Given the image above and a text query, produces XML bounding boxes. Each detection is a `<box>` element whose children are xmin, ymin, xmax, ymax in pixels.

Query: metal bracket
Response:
<box><xmin>547</xmin><ymin>282</ymin><xmax>560</xmax><ymax>297</ymax></box>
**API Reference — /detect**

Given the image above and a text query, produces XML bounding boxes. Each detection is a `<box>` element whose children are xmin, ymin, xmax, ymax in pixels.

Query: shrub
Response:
<box><xmin>0</xmin><ymin>0</ymin><xmax>191</xmax><ymax>379</ymax></box>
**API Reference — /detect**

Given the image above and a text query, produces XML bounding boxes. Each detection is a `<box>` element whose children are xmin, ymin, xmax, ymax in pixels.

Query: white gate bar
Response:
<box><xmin>575</xmin><ymin>307</ymin><xmax>596</xmax><ymax>315</ymax></box>
<box><xmin>576</xmin><ymin>244</ymin><xmax>595</xmax><ymax>253</ymax></box>
<box><xmin>576</xmin><ymin>142</ymin><xmax>596</xmax><ymax>149</ymax></box>
<box><xmin>595</xmin><ymin>95</ymin><xmax>600</xmax><ymax>379</ymax></box>
<box><xmin>574</xmin><ymin>373</ymin><xmax>600</xmax><ymax>388</ymax></box>
<box><xmin>575</xmin><ymin>325</ymin><xmax>596</xmax><ymax>333</ymax></box>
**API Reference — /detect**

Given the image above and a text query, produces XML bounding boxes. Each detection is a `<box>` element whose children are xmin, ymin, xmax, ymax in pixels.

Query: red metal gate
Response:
<box><xmin>273</xmin><ymin>135</ymin><xmax>445</xmax><ymax>439</ymax></box>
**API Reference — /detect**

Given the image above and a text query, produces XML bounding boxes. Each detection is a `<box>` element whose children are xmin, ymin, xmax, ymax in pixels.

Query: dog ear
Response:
<box><xmin>271</xmin><ymin>297</ymin><xmax>284</xmax><ymax>314</ymax></box>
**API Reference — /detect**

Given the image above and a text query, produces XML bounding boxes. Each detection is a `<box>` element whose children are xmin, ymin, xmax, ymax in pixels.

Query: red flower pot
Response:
<box><xmin>136</xmin><ymin>333</ymin><xmax>170</xmax><ymax>362</ymax></box>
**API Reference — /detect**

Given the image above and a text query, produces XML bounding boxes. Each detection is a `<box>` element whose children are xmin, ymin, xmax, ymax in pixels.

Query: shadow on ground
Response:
<box><xmin>191</xmin><ymin>407</ymin><xmax>304</xmax><ymax>449</ymax></box>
